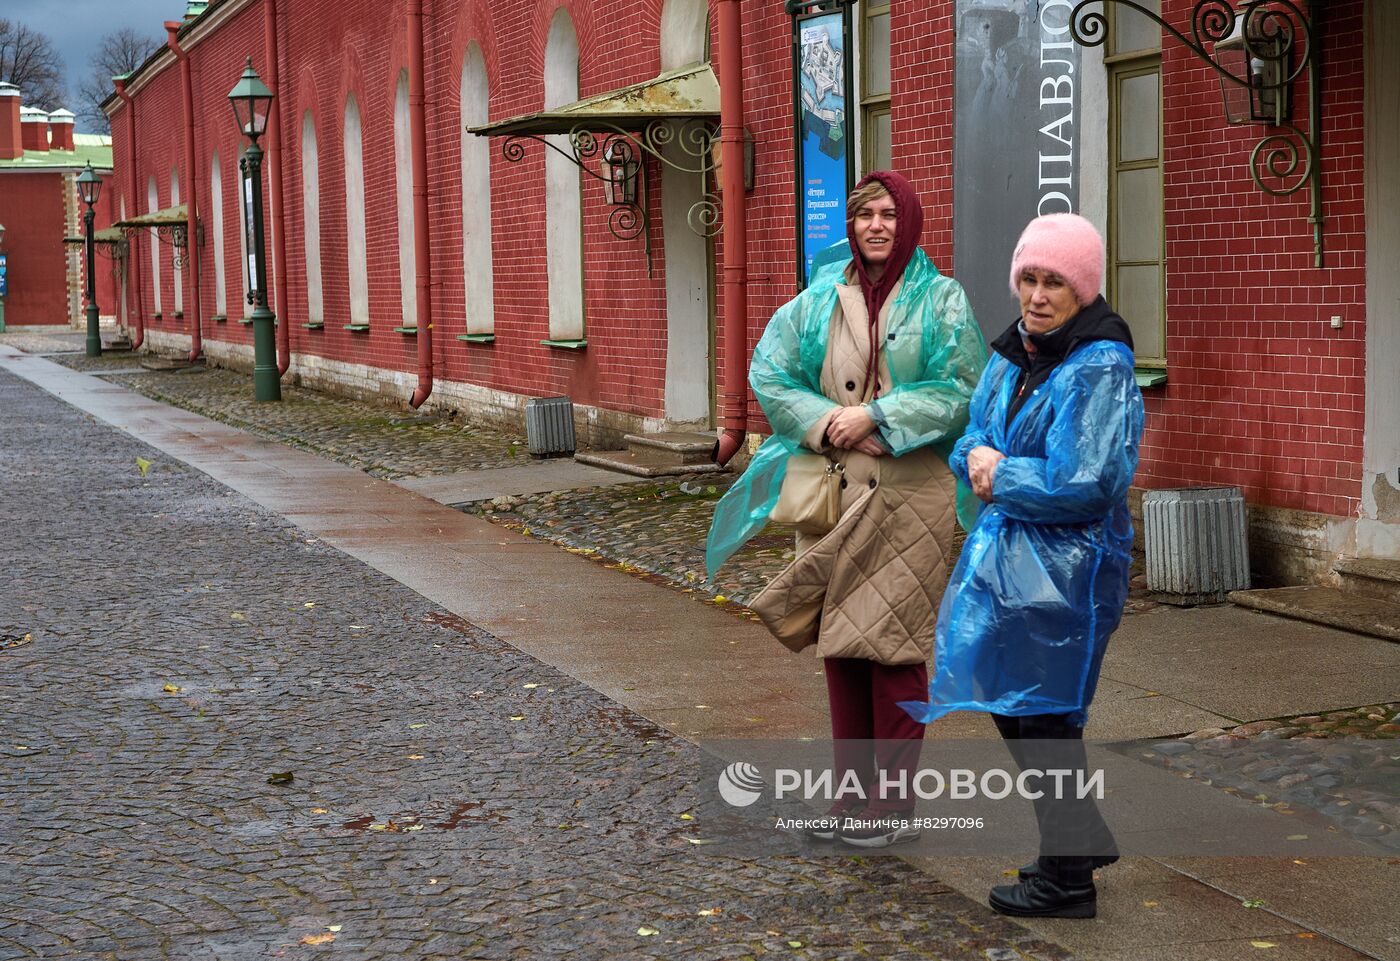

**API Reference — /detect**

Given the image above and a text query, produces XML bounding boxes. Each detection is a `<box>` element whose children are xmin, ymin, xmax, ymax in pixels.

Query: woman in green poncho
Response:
<box><xmin>705</xmin><ymin>171</ymin><xmax>986</xmax><ymax>848</ymax></box>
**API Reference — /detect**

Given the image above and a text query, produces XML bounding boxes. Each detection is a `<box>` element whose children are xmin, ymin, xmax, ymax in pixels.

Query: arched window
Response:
<box><xmin>344</xmin><ymin>93</ymin><xmax>370</xmax><ymax>325</ymax></box>
<box><xmin>394</xmin><ymin>70</ymin><xmax>417</xmax><ymax>328</ymax></box>
<box><xmin>460</xmin><ymin>42</ymin><xmax>494</xmax><ymax>336</ymax></box>
<box><xmin>210</xmin><ymin>152</ymin><xmax>228</xmax><ymax>316</ymax></box>
<box><xmin>170</xmin><ymin>167</ymin><xmax>183</xmax><ymax>314</ymax></box>
<box><xmin>543</xmin><ymin>9</ymin><xmax>583</xmax><ymax>342</ymax></box>
<box><xmin>237</xmin><ymin>147</ymin><xmax>251</xmax><ymax>312</ymax></box>
<box><xmin>147</xmin><ymin>176</ymin><xmax>162</xmax><ymax>315</ymax></box>
<box><xmin>301</xmin><ymin>111</ymin><xmax>324</xmax><ymax>325</ymax></box>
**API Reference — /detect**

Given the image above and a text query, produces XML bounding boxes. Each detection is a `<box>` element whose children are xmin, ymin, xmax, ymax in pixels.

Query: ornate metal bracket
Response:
<box><xmin>1069</xmin><ymin>0</ymin><xmax>1325</xmax><ymax>267</ymax></box>
<box><xmin>498</xmin><ymin>119</ymin><xmax>722</xmax><ymax>275</ymax></box>
<box><xmin>122</xmin><ymin>221</ymin><xmax>191</xmax><ymax>271</ymax></box>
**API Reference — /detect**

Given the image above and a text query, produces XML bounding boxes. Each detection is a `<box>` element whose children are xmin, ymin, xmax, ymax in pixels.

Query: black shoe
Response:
<box><xmin>836</xmin><ymin>814</ymin><xmax>921</xmax><ymax>849</ymax></box>
<box><xmin>1016</xmin><ymin>854</ymin><xmax>1119</xmax><ymax>881</ymax></box>
<box><xmin>989</xmin><ymin>874</ymin><xmax>1097</xmax><ymax>919</ymax></box>
<box><xmin>803</xmin><ymin>806</ymin><xmax>863</xmax><ymax>842</ymax></box>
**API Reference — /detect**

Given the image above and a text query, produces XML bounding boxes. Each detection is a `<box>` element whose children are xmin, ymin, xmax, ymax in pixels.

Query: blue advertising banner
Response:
<box><xmin>793</xmin><ymin>7</ymin><xmax>853</xmax><ymax>286</ymax></box>
<box><xmin>0</xmin><ymin>253</ymin><xmax>8</xmax><ymax>299</ymax></box>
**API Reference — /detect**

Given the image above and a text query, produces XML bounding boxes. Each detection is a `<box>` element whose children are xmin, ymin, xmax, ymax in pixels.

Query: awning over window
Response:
<box><xmin>63</xmin><ymin>227</ymin><xmax>127</xmax><ymax>245</ymax></box>
<box><xmin>114</xmin><ymin>204</ymin><xmax>188</xmax><ymax>229</ymax></box>
<box><xmin>468</xmin><ymin>63</ymin><xmax>719</xmax><ymax>138</ymax></box>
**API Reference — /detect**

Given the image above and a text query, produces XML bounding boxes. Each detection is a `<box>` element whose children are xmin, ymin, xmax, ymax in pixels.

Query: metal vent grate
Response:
<box><xmin>1143</xmin><ymin>487</ymin><xmax>1250</xmax><ymax>605</ymax></box>
<box><xmin>524</xmin><ymin>396</ymin><xmax>576</xmax><ymax>457</ymax></box>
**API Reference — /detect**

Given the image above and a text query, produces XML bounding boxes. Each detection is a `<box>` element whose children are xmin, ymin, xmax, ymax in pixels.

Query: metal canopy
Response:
<box><xmin>468</xmin><ymin>63</ymin><xmax>719</xmax><ymax>138</ymax></box>
<box><xmin>114</xmin><ymin>204</ymin><xmax>188</xmax><ymax>229</ymax></box>
<box><xmin>63</xmin><ymin>227</ymin><xmax>126</xmax><ymax>245</ymax></box>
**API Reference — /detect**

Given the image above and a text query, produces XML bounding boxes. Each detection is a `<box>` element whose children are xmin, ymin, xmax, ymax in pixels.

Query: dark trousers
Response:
<box><xmin>825</xmin><ymin>657</ymin><xmax>927</xmax><ymax>815</ymax></box>
<box><xmin>992</xmin><ymin>712</ymin><xmax>1116</xmax><ymax>887</ymax></box>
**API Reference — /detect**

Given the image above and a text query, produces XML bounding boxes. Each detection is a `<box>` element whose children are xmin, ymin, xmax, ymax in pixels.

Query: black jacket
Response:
<box><xmin>989</xmin><ymin>296</ymin><xmax>1135</xmax><ymax>429</ymax></box>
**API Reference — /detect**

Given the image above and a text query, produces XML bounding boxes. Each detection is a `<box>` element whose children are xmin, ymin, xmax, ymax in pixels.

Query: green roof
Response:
<box><xmin>0</xmin><ymin>134</ymin><xmax>113</xmax><ymax>172</ymax></box>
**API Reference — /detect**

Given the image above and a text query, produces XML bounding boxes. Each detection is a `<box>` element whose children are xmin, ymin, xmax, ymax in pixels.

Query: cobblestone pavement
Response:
<box><xmin>469</xmin><ymin>485</ymin><xmax>1163</xmax><ymax>618</ymax></box>
<box><xmin>0</xmin><ymin>367</ymin><xmax>1072</xmax><ymax>961</ymax></box>
<box><xmin>50</xmin><ymin>356</ymin><xmax>532</xmax><ymax>480</ymax></box>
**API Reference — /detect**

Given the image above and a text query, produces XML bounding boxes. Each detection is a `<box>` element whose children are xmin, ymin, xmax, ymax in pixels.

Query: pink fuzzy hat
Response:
<box><xmin>1008</xmin><ymin>213</ymin><xmax>1104</xmax><ymax>306</ymax></box>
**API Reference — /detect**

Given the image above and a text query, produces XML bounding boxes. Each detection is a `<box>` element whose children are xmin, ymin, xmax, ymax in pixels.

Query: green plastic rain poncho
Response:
<box><xmin>704</xmin><ymin>248</ymin><xmax>986</xmax><ymax>579</ymax></box>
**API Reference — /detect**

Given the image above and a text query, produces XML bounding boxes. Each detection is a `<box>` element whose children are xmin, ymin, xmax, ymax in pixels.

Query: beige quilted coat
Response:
<box><xmin>751</xmin><ymin>276</ymin><xmax>958</xmax><ymax>666</ymax></box>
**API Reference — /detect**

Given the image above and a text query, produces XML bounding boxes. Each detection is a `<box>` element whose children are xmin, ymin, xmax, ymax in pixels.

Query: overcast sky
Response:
<box><xmin>6</xmin><ymin>0</ymin><xmax>180</xmax><ymax>132</ymax></box>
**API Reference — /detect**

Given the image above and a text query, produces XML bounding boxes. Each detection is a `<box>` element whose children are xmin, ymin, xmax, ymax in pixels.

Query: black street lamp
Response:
<box><xmin>228</xmin><ymin>57</ymin><xmax>280</xmax><ymax>401</ymax></box>
<box><xmin>76</xmin><ymin>162</ymin><xmax>104</xmax><ymax>358</ymax></box>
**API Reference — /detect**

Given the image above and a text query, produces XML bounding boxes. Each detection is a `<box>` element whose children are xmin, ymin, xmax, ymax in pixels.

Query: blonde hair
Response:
<box><xmin>846</xmin><ymin>181</ymin><xmax>892</xmax><ymax>222</ymax></box>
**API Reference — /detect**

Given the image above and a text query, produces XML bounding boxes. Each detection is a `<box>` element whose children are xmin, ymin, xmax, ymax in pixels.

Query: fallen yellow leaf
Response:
<box><xmin>135</xmin><ymin>457</ymin><xmax>151</xmax><ymax>477</ymax></box>
<box><xmin>1142</xmin><ymin>900</ymin><xmax>1160</xmax><ymax>908</ymax></box>
<box><xmin>637</xmin><ymin>925</ymin><xmax>659</xmax><ymax>937</ymax></box>
<box><xmin>407</xmin><ymin>754</ymin><xmax>424</xmax><ymax>760</ymax></box>
<box><xmin>522</xmin><ymin>683</ymin><xmax>540</xmax><ymax>689</ymax></box>
<box><xmin>509</xmin><ymin>715</ymin><xmax>525</xmax><ymax>721</ymax></box>
<box><xmin>408</xmin><ymin>723</ymin><xmax>426</xmax><ymax>729</ymax></box>
<box><xmin>300</xmin><ymin>933</ymin><xmax>335</xmax><ymax>945</ymax></box>
<box><xmin>1250</xmin><ymin>941</ymin><xmax>1277</xmax><ymax>949</ymax></box>
<box><xmin>230</xmin><ymin>612</ymin><xmax>246</xmax><ymax>621</ymax></box>
<box><xmin>310</xmin><ymin>808</ymin><xmax>328</xmax><ymax>814</ymax></box>
<box><xmin>304</xmin><ymin>602</ymin><xmax>316</xmax><ymax>608</ymax></box>
<box><xmin>679</xmin><ymin>814</ymin><xmax>694</xmax><ymax>821</ymax></box>
<box><xmin>162</xmin><ymin>683</ymin><xmax>181</xmax><ymax>694</ymax></box>
<box><xmin>406</xmin><ymin>824</ymin><xmax>424</xmax><ymax>832</ymax></box>
<box><xmin>697</xmin><ymin>908</ymin><xmax>722</xmax><ymax>917</ymax></box>
<box><xmin>326</xmin><ymin>925</ymin><xmax>342</xmax><ymax>933</ymax></box>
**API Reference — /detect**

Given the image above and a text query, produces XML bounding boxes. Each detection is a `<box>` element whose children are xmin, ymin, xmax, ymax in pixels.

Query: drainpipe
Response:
<box><xmin>711</xmin><ymin>0</ymin><xmax>750</xmax><ymax>465</ymax></box>
<box><xmin>263</xmin><ymin>0</ymin><xmax>291</xmax><ymax>375</ymax></box>
<box><xmin>166</xmin><ymin>22</ymin><xmax>203</xmax><ymax>362</ymax></box>
<box><xmin>407</xmin><ymin>0</ymin><xmax>434</xmax><ymax>408</ymax></box>
<box><xmin>114</xmin><ymin>78</ymin><xmax>144</xmax><ymax>350</ymax></box>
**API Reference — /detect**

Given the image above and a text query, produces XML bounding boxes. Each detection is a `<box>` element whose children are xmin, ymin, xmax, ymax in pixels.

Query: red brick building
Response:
<box><xmin>104</xmin><ymin>0</ymin><xmax>1397</xmax><ymax>585</ymax></box>
<box><xmin>0</xmin><ymin>85</ymin><xmax>118</xmax><ymax>330</ymax></box>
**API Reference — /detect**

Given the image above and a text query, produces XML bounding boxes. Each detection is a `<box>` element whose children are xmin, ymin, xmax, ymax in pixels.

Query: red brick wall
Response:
<box><xmin>0</xmin><ymin>172</ymin><xmax>68</xmax><ymax>325</ymax></box>
<box><xmin>1140</xmin><ymin>0</ymin><xmax>1366</xmax><ymax>518</ymax></box>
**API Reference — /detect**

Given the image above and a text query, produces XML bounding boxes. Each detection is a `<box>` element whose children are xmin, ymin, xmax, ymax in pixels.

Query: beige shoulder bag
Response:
<box><xmin>769</xmin><ymin>453</ymin><xmax>844</xmax><ymax>535</ymax></box>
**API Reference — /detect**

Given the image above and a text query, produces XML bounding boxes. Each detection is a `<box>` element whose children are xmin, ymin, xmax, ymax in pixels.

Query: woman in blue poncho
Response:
<box><xmin>903</xmin><ymin>213</ymin><xmax>1144</xmax><ymax>919</ymax></box>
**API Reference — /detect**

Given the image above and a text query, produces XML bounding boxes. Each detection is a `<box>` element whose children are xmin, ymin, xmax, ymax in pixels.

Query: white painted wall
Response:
<box><xmin>210</xmin><ymin>152</ymin><xmax>227</xmax><ymax>316</ymax></box>
<box><xmin>658</xmin><ymin>0</ymin><xmax>713</xmax><ymax>425</ymax></box>
<box><xmin>394</xmin><ymin>70</ymin><xmax>418</xmax><ymax>327</ymax></box>
<box><xmin>659</xmin><ymin>0</ymin><xmax>707</xmax><ymax>70</ymax></box>
<box><xmin>344</xmin><ymin>93</ymin><xmax>370</xmax><ymax>324</ymax></box>
<box><xmin>301</xmin><ymin>111</ymin><xmax>324</xmax><ymax>325</ymax></box>
<box><xmin>147</xmin><ymin>176</ymin><xmax>162</xmax><ymax>314</ymax></box>
<box><xmin>1079</xmin><ymin>39</ymin><xmax>1109</xmax><ymax>267</ymax></box>
<box><xmin>1359</xmin><ymin>0</ymin><xmax>1400</xmax><ymax>559</ymax></box>
<box><xmin>544</xmin><ymin>9</ymin><xmax>583</xmax><ymax>341</ymax></box>
<box><xmin>460</xmin><ymin>43</ymin><xmax>495</xmax><ymax>335</ymax></box>
<box><xmin>170</xmin><ymin>167</ymin><xmax>183</xmax><ymax>313</ymax></box>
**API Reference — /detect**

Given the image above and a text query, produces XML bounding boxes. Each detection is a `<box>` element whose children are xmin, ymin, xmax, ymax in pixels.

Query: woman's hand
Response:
<box><xmin>966</xmin><ymin>445</ymin><xmax>1005</xmax><ymax>501</ymax></box>
<box><xmin>827</xmin><ymin>406</ymin><xmax>877</xmax><ymax>450</ymax></box>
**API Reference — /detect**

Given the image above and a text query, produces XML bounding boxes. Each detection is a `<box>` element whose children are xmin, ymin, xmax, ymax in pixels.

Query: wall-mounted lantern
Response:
<box><xmin>1068</xmin><ymin>0</ymin><xmax>1324</xmax><ymax>266</ymax></box>
<box><xmin>1214</xmin><ymin>5</ymin><xmax>1293</xmax><ymax>126</ymax></box>
<box><xmin>602</xmin><ymin>141</ymin><xmax>640</xmax><ymax>206</ymax></box>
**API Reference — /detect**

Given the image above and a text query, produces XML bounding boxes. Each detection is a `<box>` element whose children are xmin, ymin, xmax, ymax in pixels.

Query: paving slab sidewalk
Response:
<box><xmin>4</xmin><ymin>343</ymin><xmax>1398</xmax><ymax>961</ymax></box>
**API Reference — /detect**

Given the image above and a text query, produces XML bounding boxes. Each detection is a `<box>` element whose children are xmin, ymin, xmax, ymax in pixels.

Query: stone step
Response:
<box><xmin>1334</xmin><ymin>556</ymin><xmax>1400</xmax><ymax>604</ymax></box>
<box><xmin>622</xmin><ymin>432</ymin><xmax>716</xmax><ymax>465</ymax></box>
<box><xmin>139</xmin><ymin>356</ymin><xmax>204</xmax><ymax>371</ymax></box>
<box><xmin>1228</xmin><ymin>586</ymin><xmax>1400</xmax><ymax>642</ymax></box>
<box><xmin>574</xmin><ymin>447</ymin><xmax>726</xmax><ymax>478</ymax></box>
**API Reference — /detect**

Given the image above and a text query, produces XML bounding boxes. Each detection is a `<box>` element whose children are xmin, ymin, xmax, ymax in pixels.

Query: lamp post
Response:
<box><xmin>76</xmin><ymin>163</ymin><xmax>103</xmax><ymax>357</ymax></box>
<box><xmin>228</xmin><ymin>57</ymin><xmax>280</xmax><ymax>401</ymax></box>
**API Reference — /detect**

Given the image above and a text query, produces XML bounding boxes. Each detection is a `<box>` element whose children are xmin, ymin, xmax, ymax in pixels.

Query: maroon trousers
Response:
<box><xmin>824</xmin><ymin>657</ymin><xmax>928</xmax><ymax>815</ymax></box>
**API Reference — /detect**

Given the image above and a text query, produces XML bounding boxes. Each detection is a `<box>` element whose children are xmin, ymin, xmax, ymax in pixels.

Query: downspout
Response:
<box><xmin>166</xmin><ymin>23</ymin><xmax>203</xmax><ymax>362</ymax></box>
<box><xmin>407</xmin><ymin>0</ymin><xmax>435</xmax><ymax>408</ymax></box>
<box><xmin>114</xmin><ymin>78</ymin><xmax>144</xmax><ymax>350</ymax></box>
<box><xmin>711</xmin><ymin>0</ymin><xmax>749</xmax><ymax>465</ymax></box>
<box><xmin>264</xmin><ymin>0</ymin><xmax>291</xmax><ymax>375</ymax></box>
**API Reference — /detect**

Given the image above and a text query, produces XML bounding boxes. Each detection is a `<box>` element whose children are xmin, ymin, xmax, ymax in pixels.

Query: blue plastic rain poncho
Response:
<box><xmin>901</xmin><ymin>300</ymin><xmax>1145</xmax><ymax>727</ymax></box>
<box><xmin>705</xmin><ymin>248</ymin><xmax>986</xmax><ymax>579</ymax></box>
